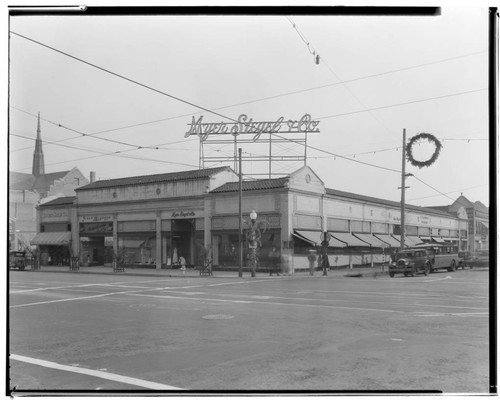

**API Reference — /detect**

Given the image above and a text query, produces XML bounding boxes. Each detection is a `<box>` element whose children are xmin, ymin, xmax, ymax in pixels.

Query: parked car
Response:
<box><xmin>458</xmin><ymin>251</ymin><xmax>473</xmax><ymax>269</ymax></box>
<box><xmin>389</xmin><ymin>249</ymin><xmax>430</xmax><ymax>277</ymax></box>
<box><xmin>470</xmin><ymin>249</ymin><xmax>490</xmax><ymax>268</ymax></box>
<box><xmin>9</xmin><ymin>251</ymin><xmax>26</xmax><ymax>270</ymax></box>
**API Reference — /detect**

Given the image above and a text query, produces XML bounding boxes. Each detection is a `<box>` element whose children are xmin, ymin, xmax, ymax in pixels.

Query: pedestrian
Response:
<box><xmin>179</xmin><ymin>255</ymin><xmax>186</xmax><ymax>275</ymax></box>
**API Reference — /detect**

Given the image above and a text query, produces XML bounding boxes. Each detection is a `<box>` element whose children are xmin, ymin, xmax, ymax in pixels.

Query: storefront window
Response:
<box><xmin>327</xmin><ymin>218</ymin><xmax>349</xmax><ymax>232</ymax></box>
<box><xmin>118</xmin><ymin>235</ymin><xmax>156</xmax><ymax>265</ymax></box>
<box><xmin>351</xmin><ymin>220</ymin><xmax>370</xmax><ymax>233</ymax></box>
<box><xmin>371</xmin><ymin>223</ymin><xmax>389</xmax><ymax>234</ymax></box>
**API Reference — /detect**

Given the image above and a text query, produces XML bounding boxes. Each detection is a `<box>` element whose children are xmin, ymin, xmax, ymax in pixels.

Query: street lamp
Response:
<box><xmin>245</xmin><ymin>209</ymin><xmax>268</xmax><ymax>278</ymax></box>
<box><xmin>250</xmin><ymin>209</ymin><xmax>257</xmax><ymax>222</ymax></box>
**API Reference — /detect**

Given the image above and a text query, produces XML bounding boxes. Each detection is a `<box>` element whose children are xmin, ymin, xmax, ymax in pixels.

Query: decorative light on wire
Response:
<box><xmin>287</xmin><ymin>17</ymin><xmax>321</xmax><ymax>65</ymax></box>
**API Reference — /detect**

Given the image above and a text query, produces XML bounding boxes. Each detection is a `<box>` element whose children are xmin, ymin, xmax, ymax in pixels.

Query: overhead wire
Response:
<box><xmin>10</xmin><ymin>31</ymin><xmax>487</xmax><ymax>177</ymax></box>
<box><xmin>9</xmin><ymin>133</ymin><xmax>199</xmax><ymax>170</ymax></box>
<box><xmin>407</xmin><ymin>183</ymin><xmax>488</xmax><ymax>201</ymax></box>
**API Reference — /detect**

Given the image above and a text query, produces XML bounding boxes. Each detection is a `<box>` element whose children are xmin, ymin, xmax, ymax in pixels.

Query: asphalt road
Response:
<box><xmin>8</xmin><ymin>268</ymin><xmax>490</xmax><ymax>394</ymax></box>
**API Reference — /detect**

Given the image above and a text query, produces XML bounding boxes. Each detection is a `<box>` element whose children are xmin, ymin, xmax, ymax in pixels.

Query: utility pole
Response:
<box><xmin>399</xmin><ymin>129</ymin><xmax>412</xmax><ymax>252</ymax></box>
<box><xmin>238</xmin><ymin>148</ymin><xmax>243</xmax><ymax>277</ymax></box>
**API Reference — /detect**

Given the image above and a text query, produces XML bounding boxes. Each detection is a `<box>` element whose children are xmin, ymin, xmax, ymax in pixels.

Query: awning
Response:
<box><xmin>31</xmin><ymin>232</ymin><xmax>71</xmax><ymax>245</ymax></box>
<box><xmin>292</xmin><ymin>230</ymin><xmax>321</xmax><ymax>246</ymax></box>
<box><xmin>404</xmin><ymin>236</ymin><xmax>424</xmax><ymax>247</ymax></box>
<box><xmin>374</xmin><ymin>234</ymin><xmax>401</xmax><ymax>247</ymax></box>
<box><xmin>480</xmin><ymin>221</ymin><xmax>489</xmax><ymax>229</ymax></box>
<box><xmin>419</xmin><ymin>236</ymin><xmax>431</xmax><ymax>241</ymax></box>
<box><xmin>432</xmin><ymin>237</ymin><xmax>445</xmax><ymax>243</ymax></box>
<box><xmin>329</xmin><ymin>232</ymin><xmax>370</xmax><ymax>247</ymax></box>
<box><xmin>442</xmin><ymin>237</ymin><xmax>458</xmax><ymax>242</ymax></box>
<box><xmin>353</xmin><ymin>233</ymin><xmax>388</xmax><ymax>248</ymax></box>
<box><xmin>293</xmin><ymin>231</ymin><xmax>346</xmax><ymax>248</ymax></box>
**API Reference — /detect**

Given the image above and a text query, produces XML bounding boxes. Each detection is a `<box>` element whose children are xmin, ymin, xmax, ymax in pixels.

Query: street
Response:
<box><xmin>9</xmin><ymin>268</ymin><xmax>489</xmax><ymax>393</ymax></box>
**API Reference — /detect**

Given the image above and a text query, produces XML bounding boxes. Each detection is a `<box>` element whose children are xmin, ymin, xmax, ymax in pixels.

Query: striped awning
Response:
<box><xmin>353</xmin><ymin>233</ymin><xmax>388</xmax><ymax>248</ymax></box>
<box><xmin>404</xmin><ymin>235</ymin><xmax>424</xmax><ymax>247</ymax></box>
<box><xmin>329</xmin><ymin>232</ymin><xmax>370</xmax><ymax>247</ymax></box>
<box><xmin>31</xmin><ymin>232</ymin><xmax>71</xmax><ymax>245</ymax></box>
<box><xmin>293</xmin><ymin>231</ymin><xmax>346</xmax><ymax>248</ymax></box>
<box><xmin>374</xmin><ymin>234</ymin><xmax>401</xmax><ymax>247</ymax></box>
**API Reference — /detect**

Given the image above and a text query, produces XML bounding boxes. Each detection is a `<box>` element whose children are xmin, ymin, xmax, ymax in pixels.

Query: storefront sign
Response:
<box><xmin>418</xmin><ymin>215</ymin><xmax>431</xmax><ymax>225</ymax></box>
<box><xmin>80</xmin><ymin>222</ymin><xmax>113</xmax><ymax>234</ymax></box>
<box><xmin>171</xmin><ymin>210</ymin><xmax>198</xmax><ymax>219</ymax></box>
<box><xmin>42</xmin><ymin>209</ymin><xmax>69</xmax><ymax>221</ymax></box>
<box><xmin>185</xmin><ymin>113</ymin><xmax>320</xmax><ymax>141</ymax></box>
<box><xmin>80</xmin><ymin>215</ymin><xmax>113</xmax><ymax>223</ymax></box>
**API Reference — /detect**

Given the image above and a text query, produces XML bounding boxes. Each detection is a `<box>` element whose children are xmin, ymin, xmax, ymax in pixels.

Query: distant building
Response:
<box><xmin>445</xmin><ymin>195</ymin><xmax>489</xmax><ymax>251</ymax></box>
<box><xmin>9</xmin><ymin>113</ymin><xmax>90</xmax><ymax>250</ymax></box>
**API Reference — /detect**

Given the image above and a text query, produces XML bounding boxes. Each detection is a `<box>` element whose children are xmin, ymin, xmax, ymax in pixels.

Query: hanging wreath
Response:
<box><xmin>406</xmin><ymin>133</ymin><xmax>442</xmax><ymax>168</ymax></box>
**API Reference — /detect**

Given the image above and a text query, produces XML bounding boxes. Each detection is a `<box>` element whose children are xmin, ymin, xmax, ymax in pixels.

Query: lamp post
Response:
<box><xmin>248</xmin><ymin>210</ymin><xmax>259</xmax><ymax>277</ymax></box>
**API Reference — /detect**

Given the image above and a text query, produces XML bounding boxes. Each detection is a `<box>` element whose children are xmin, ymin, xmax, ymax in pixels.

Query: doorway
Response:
<box><xmin>171</xmin><ymin>219</ymin><xmax>194</xmax><ymax>265</ymax></box>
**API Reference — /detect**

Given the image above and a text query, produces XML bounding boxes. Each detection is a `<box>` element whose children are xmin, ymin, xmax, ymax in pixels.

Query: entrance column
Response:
<box><xmin>156</xmin><ymin>211</ymin><xmax>162</xmax><ymax>270</ymax></box>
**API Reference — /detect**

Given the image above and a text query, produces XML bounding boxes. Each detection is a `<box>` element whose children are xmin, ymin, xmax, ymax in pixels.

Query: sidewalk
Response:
<box><xmin>19</xmin><ymin>264</ymin><xmax>389</xmax><ymax>279</ymax></box>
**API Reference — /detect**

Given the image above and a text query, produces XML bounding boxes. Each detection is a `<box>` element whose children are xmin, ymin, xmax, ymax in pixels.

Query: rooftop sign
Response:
<box><xmin>185</xmin><ymin>113</ymin><xmax>320</xmax><ymax>141</ymax></box>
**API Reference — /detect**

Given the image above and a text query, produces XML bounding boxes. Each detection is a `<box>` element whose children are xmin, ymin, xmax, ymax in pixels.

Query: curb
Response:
<box><xmin>18</xmin><ymin>268</ymin><xmax>390</xmax><ymax>279</ymax></box>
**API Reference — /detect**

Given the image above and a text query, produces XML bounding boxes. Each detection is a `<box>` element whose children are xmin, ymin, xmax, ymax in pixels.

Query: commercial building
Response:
<box><xmin>33</xmin><ymin>165</ymin><xmax>473</xmax><ymax>272</ymax></box>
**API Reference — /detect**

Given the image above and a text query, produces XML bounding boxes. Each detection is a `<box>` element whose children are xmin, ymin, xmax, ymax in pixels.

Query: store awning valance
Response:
<box><xmin>31</xmin><ymin>232</ymin><xmax>71</xmax><ymax>245</ymax></box>
<box><xmin>404</xmin><ymin>236</ymin><xmax>424</xmax><ymax>247</ymax></box>
<box><xmin>352</xmin><ymin>233</ymin><xmax>387</xmax><ymax>248</ymax></box>
<box><xmin>374</xmin><ymin>234</ymin><xmax>401</xmax><ymax>247</ymax></box>
<box><xmin>432</xmin><ymin>237</ymin><xmax>445</xmax><ymax>243</ymax></box>
<box><xmin>329</xmin><ymin>232</ymin><xmax>370</xmax><ymax>247</ymax></box>
<box><xmin>293</xmin><ymin>231</ymin><xmax>346</xmax><ymax>248</ymax></box>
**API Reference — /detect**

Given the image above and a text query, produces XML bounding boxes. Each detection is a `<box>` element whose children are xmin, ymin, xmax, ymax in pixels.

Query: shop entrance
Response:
<box><xmin>171</xmin><ymin>219</ymin><xmax>194</xmax><ymax>266</ymax></box>
<box><xmin>80</xmin><ymin>236</ymin><xmax>113</xmax><ymax>266</ymax></box>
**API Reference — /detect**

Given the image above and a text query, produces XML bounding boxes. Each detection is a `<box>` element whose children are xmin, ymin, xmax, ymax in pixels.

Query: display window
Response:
<box><xmin>118</xmin><ymin>235</ymin><xmax>157</xmax><ymax>265</ymax></box>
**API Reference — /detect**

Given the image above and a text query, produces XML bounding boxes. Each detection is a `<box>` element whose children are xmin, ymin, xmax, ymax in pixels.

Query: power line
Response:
<box><xmin>9</xmin><ymin>133</ymin><xmax>199</xmax><ymax>171</ymax></box>
<box><xmin>318</xmin><ymin>88</ymin><xmax>487</xmax><ymax>120</ymax></box>
<box><xmin>407</xmin><ymin>183</ymin><xmax>488</xmax><ymax>201</ymax></box>
<box><xmin>10</xmin><ymin>31</ymin><xmax>486</xmax><ymax>177</ymax></box>
<box><xmin>10</xmin><ymin>106</ymin><xmax>159</xmax><ymax>149</ymax></box>
<box><xmin>10</xmin><ymin>31</ymin><xmax>401</xmax><ymax>175</ymax></box>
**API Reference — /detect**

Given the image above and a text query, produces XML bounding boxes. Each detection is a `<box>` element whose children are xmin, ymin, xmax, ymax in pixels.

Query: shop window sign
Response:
<box><xmin>80</xmin><ymin>222</ymin><xmax>113</xmax><ymax>234</ymax></box>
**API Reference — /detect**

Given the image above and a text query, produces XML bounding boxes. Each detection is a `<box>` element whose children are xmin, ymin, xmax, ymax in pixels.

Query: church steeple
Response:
<box><xmin>32</xmin><ymin>112</ymin><xmax>45</xmax><ymax>177</ymax></box>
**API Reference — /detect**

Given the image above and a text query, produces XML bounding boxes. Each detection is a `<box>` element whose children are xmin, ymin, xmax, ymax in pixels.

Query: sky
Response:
<box><xmin>7</xmin><ymin>4</ymin><xmax>491</xmax><ymax>208</ymax></box>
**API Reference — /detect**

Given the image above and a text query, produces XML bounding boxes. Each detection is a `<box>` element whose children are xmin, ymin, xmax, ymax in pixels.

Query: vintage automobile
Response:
<box><xmin>389</xmin><ymin>248</ymin><xmax>431</xmax><ymax>277</ymax></box>
<box><xmin>9</xmin><ymin>251</ymin><xmax>26</xmax><ymax>270</ymax></box>
<box><xmin>458</xmin><ymin>251</ymin><xmax>473</xmax><ymax>269</ymax></box>
<box><xmin>470</xmin><ymin>249</ymin><xmax>490</xmax><ymax>268</ymax></box>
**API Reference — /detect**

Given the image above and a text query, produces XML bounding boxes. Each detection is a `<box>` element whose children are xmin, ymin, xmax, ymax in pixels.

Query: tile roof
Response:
<box><xmin>38</xmin><ymin>196</ymin><xmax>77</xmax><ymax>207</ymax></box>
<box><xmin>326</xmin><ymin>188</ymin><xmax>454</xmax><ymax>217</ymax></box>
<box><xmin>9</xmin><ymin>171</ymin><xmax>70</xmax><ymax>192</ymax></box>
<box><xmin>76</xmin><ymin>166</ymin><xmax>232</xmax><ymax>191</ymax></box>
<box><xmin>210</xmin><ymin>177</ymin><xmax>289</xmax><ymax>193</ymax></box>
<box><xmin>32</xmin><ymin>171</ymin><xmax>70</xmax><ymax>192</ymax></box>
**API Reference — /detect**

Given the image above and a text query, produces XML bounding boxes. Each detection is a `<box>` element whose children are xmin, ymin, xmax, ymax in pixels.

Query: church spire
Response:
<box><xmin>32</xmin><ymin>112</ymin><xmax>45</xmax><ymax>176</ymax></box>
